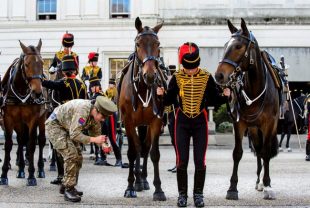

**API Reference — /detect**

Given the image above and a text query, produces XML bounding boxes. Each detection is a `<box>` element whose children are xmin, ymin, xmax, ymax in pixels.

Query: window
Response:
<box><xmin>110</xmin><ymin>58</ymin><xmax>128</xmax><ymax>79</ymax></box>
<box><xmin>37</xmin><ymin>0</ymin><xmax>56</xmax><ymax>20</ymax></box>
<box><xmin>110</xmin><ymin>0</ymin><xmax>130</xmax><ymax>18</ymax></box>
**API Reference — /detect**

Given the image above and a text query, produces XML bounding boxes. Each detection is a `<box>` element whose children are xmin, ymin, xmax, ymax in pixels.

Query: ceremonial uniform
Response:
<box><xmin>49</xmin><ymin>33</ymin><xmax>79</xmax><ymax>74</ymax></box>
<box><xmin>82</xmin><ymin>52</ymin><xmax>102</xmax><ymax>88</ymax></box>
<box><xmin>46</xmin><ymin>97</ymin><xmax>117</xmax><ymax>202</ymax></box>
<box><xmin>162</xmin><ymin>43</ymin><xmax>227</xmax><ymax>207</ymax></box>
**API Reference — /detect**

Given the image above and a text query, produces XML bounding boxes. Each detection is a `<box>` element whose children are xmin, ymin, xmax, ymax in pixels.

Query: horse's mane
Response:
<box><xmin>1</xmin><ymin>58</ymin><xmax>19</xmax><ymax>90</ymax></box>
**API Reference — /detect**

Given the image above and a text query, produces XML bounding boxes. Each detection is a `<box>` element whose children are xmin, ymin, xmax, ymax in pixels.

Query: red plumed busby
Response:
<box><xmin>62</xmin><ymin>32</ymin><xmax>74</xmax><ymax>48</ymax></box>
<box><xmin>88</xmin><ymin>52</ymin><xmax>99</xmax><ymax>63</ymax></box>
<box><xmin>178</xmin><ymin>42</ymin><xmax>200</xmax><ymax>70</ymax></box>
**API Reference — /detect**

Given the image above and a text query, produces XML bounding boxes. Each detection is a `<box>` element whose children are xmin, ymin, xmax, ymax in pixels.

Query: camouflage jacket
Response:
<box><xmin>46</xmin><ymin>99</ymin><xmax>101</xmax><ymax>144</ymax></box>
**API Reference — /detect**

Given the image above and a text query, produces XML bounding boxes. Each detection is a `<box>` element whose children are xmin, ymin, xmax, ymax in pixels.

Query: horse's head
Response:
<box><xmin>215</xmin><ymin>18</ymin><xmax>258</xmax><ymax>87</ymax></box>
<box><xmin>134</xmin><ymin>17</ymin><xmax>163</xmax><ymax>87</ymax></box>
<box><xmin>19</xmin><ymin>39</ymin><xmax>44</xmax><ymax>98</ymax></box>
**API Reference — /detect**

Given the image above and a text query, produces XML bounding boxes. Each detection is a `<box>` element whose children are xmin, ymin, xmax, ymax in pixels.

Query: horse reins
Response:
<box><xmin>219</xmin><ymin>32</ymin><xmax>268</xmax><ymax>122</ymax></box>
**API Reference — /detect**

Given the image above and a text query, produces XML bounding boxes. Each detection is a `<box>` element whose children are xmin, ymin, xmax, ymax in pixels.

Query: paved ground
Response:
<box><xmin>0</xmin><ymin>133</ymin><xmax>309</xmax><ymax>207</ymax></box>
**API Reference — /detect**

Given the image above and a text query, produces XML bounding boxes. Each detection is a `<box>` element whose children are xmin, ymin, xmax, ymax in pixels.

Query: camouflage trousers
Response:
<box><xmin>46</xmin><ymin>120</ymin><xmax>83</xmax><ymax>188</ymax></box>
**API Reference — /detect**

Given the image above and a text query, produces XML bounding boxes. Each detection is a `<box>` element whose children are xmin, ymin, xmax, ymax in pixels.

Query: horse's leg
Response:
<box><xmin>16</xmin><ymin>132</ymin><xmax>26</xmax><ymax>178</ymax></box>
<box><xmin>26</xmin><ymin>125</ymin><xmax>37</xmax><ymax>186</ymax></box>
<box><xmin>134</xmin><ymin>126</ymin><xmax>147</xmax><ymax>192</ymax></box>
<box><xmin>124</xmin><ymin>123</ymin><xmax>139</xmax><ymax>198</ymax></box>
<box><xmin>0</xmin><ymin>119</ymin><xmax>14</xmax><ymax>185</ymax></box>
<box><xmin>37</xmin><ymin>117</ymin><xmax>46</xmax><ymax>178</ymax></box>
<box><xmin>140</xmin><ymin>126</ymin><xmax>151</xmax><ymax>191</ymax></box>
<box><xmin>262</xmin><ymin>133</ymin><xmax>277</xmax><ymax>200</ymax></box>
<box><xmin>150</xmin><ymin>120</ymin><xmax>166</xmax><ymax>201</ymax></box>
<box><xmin>226</xmin><ymin>124</ymin><xmax>246</xmax><ymax>200</ymax></box>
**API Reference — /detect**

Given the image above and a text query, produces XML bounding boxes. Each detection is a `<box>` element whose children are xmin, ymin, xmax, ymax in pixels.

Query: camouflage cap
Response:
<box><xmin>94</xmin><ymin>96</ymin><xmax>117</xmax><ymax>116</ymax></box>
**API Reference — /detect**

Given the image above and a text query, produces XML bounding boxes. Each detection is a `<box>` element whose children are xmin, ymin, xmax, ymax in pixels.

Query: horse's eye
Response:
<box><xmin>136</xmin><ymin>43</ymin><xmax>140</xmax><ymax>47</ymax></box>
<box><xmin>236</xmin><ymin>44</ymin><xmax>242</xmax><ymax>50</ymax></box>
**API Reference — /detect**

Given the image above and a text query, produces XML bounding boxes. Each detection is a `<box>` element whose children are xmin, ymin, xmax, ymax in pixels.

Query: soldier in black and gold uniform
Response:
<box><xmin>82</xmin><ymin>52</ymin><xmax>102</xmax><ymax>95</ymax></box>
<box><xmin>43</xmin><ymin>55</ymin><xmax>87</xmax><ymax>186</ymax></box>
<box><xmin>157</xmin><ymin>42</ymin><xmax>230</xmax><ymax>207</ymax></box>
<box><xmin>49</xmin><ymin>32</ymin><xmax>79</xmax><ymax>75</ymax></box>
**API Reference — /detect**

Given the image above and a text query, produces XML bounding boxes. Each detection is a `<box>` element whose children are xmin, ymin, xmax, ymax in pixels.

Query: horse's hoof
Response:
<box><xmin>263</xmin><ymin>187</ymin><xmax>276</xmax><ymax>200</ymax></box>
<box><xmin>27</xmin><ymin>178</ymin><xmax>37</xmax><ymax>186</ymax></box>
<box><xmin>49</xmin><ymin>165</ymin><xmax>56</xmax><ymax>171</ymax></box>
<box><xmin>153</xmin><ymin>191</ymin><xmax>166</xmax><ymax>201</ymax></box>
<box><xmin>16</xmin><ymin>171</ymin><xmax>25</xmax><ymax>178</ymax></box>
<box><xmin>0</xmin><ymin>177</ymin><xmax>8</xmax><ymax>185</ymax></box>
<box><xmin>226</xmin><ymin>190</ymin><xmax>238</xmax><ymax>200</ymax></box>
<box><xmin>134</xmin><ymin>182</ymin><xmax>144</xmax><ymax>192</ymax></box>
<box><xmin>124</xmin><ymin>189</ymin><xmax>137</xmax><ymax>198</ymax></box>
<box><xmin>37</xmin><ymin>171</ymin><xmax>45</xmax><ymax>178</ymax></box>
<box><xmin>255</xmin><ymin>183</ymin><xmax>264</xmax><ymax>192</ymax></box>
<box><xmin>143</xmin><ymin>181</ymin><xmax>150</xmax><ymax>190</ymax></box>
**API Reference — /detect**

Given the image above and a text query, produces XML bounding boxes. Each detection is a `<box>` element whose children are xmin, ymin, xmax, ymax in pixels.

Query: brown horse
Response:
<box><xmin>0</xmin><ymin>39</ymin><xmax>47</xmax><ymax>186</ymax></box>
<box><xmin>118</xmin><ymin>17</ymin><xmax>166</xmax><ymax>201</ymax></box>
<box><xmin>215</xmin><ymin>19</ymin><xmax>279</xmax><ymax>200</ymax></box>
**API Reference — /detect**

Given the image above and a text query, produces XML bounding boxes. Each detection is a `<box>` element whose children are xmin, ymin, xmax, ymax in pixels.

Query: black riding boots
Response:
<box><xmin>306</xmin><ymin>140</ymin><xmax>310</xmax><ymax>161</ymax></box>
<box><xmin>193</xmin><ymin>169</ymin><xmax>206</xmax><ymax>207</ymax></box>
<box><xmin>177</xmin><ymin>168</ymin><xmax>188</xmax><ymax>207</ymax></box>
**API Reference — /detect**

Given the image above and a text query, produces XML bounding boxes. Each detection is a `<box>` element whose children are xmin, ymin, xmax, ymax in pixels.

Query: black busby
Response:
<box><xmin>178</xmin><ymin>42</ymin><xmax>200</xmax><ymax>70</ymax></box>
<box><xmin>89</xmin><ymin>76</ymin><xmax>101</xmax><ymax>88</ymax></box>
<box><xmin>62</xmin><ymin>55</ymin><xmax>78</xmax><ymax>71</ymax></box>
<box><xmin>168</xmin><ymin>65</ymin><xmax>176</xmax><ymax>75</ymax></box>
<box><xmin>88</xmin><ymin>52</ymin><xmax>99</xmax><ymax>63</ymax></box>
<box><xmin>62</xmin><ymin>32</ymin><xmax>74</xmax><ymax>48</ymax></box>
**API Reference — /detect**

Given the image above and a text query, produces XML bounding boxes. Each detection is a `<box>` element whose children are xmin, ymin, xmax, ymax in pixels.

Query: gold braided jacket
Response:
<box><xmin>82</xmin><ymin>65</ymin><xmax>102</xmax><ymax>78</ymax></box>
<box><xmin>56</xmin><ymin>51</ymin><xmax>77</xmax><ymax>63</ymax></box>
<box><xmin>175</xmin><ymin>68</ymin><xmax>210</xmax><ymax>118</ymax></box>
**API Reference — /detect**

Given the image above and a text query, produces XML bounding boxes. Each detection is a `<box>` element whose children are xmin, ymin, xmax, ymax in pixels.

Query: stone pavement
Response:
<box><xmin>0</xmin><ymin>133</ymin><xmax>310</xmax><ymax>207</ymax></box>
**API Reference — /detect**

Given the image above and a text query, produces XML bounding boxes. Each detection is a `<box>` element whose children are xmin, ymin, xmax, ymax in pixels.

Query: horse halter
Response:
<box><xmin>20</xmin><ymin>53</ymin><xmax>44</xmax><ymax>85</ymax></box>
<box><xmin>219</xmin><ymin>32</ymin><xmax>255</xmax><ymax>88</ymax></box>
<box><xmin>134</xmin><ymin>31</ymin><xmax>160</xmax><ymax>67</ymax></box>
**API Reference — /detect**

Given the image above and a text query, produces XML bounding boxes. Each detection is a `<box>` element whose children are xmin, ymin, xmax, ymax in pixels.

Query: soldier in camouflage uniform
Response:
<box><xmin>49</xmin><ymin>32</ymin><xmax>79</xmax><ymax>75</ymax></box>
<box><xmin>43</xmin><ymin>55</ymin><xmax>87</xmax><ymax>185</ymax></box>
<box><xmin>45</xmin><ymin>96</ymin><xmax>117</xmax><ymax>202</ymax></box>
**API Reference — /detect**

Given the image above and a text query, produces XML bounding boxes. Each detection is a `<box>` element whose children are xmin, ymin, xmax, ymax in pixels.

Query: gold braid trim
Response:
<box><xmin>175</xmin><ymin>68</ymin><xmax>210</xmax><ymax>118</ymax></box>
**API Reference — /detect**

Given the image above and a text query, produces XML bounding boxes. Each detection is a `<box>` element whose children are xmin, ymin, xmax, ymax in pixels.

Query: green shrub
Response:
<box><xmin>214</xmin><ymin>104</ymin><xmax>232</xmax><ymax>128</ymax></box>
<box><xmin>218</xmin><ymin>121</ymin><xmax>233</xmax><ymax>133</ymax></box>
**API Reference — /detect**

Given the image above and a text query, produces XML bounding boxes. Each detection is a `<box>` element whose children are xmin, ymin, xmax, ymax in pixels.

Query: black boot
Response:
<box><xmin>64</xmin><ymin>187</ymin><xmax>81</xmax><ymax>202</ymax></box>
<box><xmin>50</xmin><ymin>176</ymin><xmax>62</xmax><ymax>185</ymax></box>
<box><xmin>60</xmin><ymin>184</ymin><xmax>83</xmax><ymax>196</ymax></box>
<box><xmin>193</xmin><ymin>169</ymin><xmax>206</xmax><ymax>207</ymax></box>
<box><xmin>177</xmin><ymin>168</ymin><xmax>188</xmax><ymax>207</ymax></box>
<box><xmin>306</xmin><ymin>140</ymin><xmax>310</xmax><ymax>161</ymax></box>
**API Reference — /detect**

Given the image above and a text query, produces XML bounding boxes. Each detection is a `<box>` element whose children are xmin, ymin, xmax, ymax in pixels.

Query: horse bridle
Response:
<box><xmin>219</xmin><ymin>32</ymin><xmax>255</xmax><ymax>88</ymax></box>
<box><xmin>8</xmin><ymin>52</ymin><xmax>45</xmax><ymax>104</ymax></box>
<box><xmin>20</xmin><ymin>53</ymin><xmax>44</xmax><ymax>85</ymax></box>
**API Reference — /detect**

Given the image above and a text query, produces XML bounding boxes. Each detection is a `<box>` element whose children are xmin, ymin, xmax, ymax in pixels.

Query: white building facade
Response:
<box><xmin>0</xmin><ymin>0</ymin><xmax>309</xmax><ymax>92</ymax></box>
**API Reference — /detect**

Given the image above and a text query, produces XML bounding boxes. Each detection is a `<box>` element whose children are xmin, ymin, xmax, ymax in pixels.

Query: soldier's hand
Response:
<box><xmin>157</xmin><ymin>87</ymin><xmax>164</xmax><ymax>96</ymax></box>
<box><xmin>223</xmin><ymin>88</ymin><xmax>231</xmax><ymax>97</ymax></box>
<box><xmin>90</xmin><ymin>135</ymin><xmax>107</xmax><ymax>144</ymax></box>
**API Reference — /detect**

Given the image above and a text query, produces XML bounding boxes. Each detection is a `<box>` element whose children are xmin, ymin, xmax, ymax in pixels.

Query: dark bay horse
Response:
<box><xmin>215</xmin><ymin>19</ymin><xmax>280</xmax><ymax>200</ymax></box>
<box><xmin>279</xmin><ymin>95</ymin><xmax>308</xmax><ymax>150</ymax></box>
<box><xmin>0</xmin><ymin>39</ymin><xmax>47</xmax><ymax>186</ymax></box>
<box><xmin>118</xmin><ymin>17</ymin><xmax>166</xmax><ymax>201</ymax></box>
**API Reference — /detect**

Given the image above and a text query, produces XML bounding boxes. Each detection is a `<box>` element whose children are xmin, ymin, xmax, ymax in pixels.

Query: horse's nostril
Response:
<box><xmin>215</xmin><ymin>73</ymin><xmax>224</xmax><ymax>82</ymax></box>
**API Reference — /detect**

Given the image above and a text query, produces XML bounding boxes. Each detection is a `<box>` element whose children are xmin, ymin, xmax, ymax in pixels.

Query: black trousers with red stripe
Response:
<box><xmin>174</xmin><ymin>109</ymin><xmax>208</xmax><ymax>170</ymax></box>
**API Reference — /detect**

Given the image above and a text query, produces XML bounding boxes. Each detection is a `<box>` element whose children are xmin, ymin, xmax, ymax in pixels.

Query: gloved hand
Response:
<box><xmin>49</xmin><ymin>67</ymin><xmax>57</xmax><ymax>74</ymax></box>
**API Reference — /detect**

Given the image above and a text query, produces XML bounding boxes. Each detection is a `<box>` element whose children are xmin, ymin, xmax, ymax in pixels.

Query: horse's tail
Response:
<box><xmin>270</xmin><ymin>134</ymin><xmax>279</xmax><ymax>158</ymax></box>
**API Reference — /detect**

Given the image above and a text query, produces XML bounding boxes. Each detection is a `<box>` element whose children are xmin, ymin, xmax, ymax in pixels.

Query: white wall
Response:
<box><xmin>0</xmin><ymin>0</ymin><xmax>310</xmax><ymax>90</ymax></box>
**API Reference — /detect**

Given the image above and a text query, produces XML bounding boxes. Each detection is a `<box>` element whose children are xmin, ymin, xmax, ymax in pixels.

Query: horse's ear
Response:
<box><xmin>37</xmin><ymin>39</ymin><xmax>42</xmax><ymax>52</ymax></box>
<box><xmin>240</xmin><ymin>18</ymin><xmax>249</xmax><ymax>37</ymax></box>
<box><xmin>152</xmin><ymin>21</ymin><xmax>163</xmax><ymax>34</ymax></box>
<box><xmin>227</xmin><ymin>19</ymin><xmax>238</xmax><ymax>34</ymax></box>
<box><xmin>135</xmin><ymin>17</ymin><xmax>143</xmax><ymax>33</ymax></box>
<box><xmin>19</xmin><ymin>40</ymin><xmax>28</xmax><ymax>54</ymax></box>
